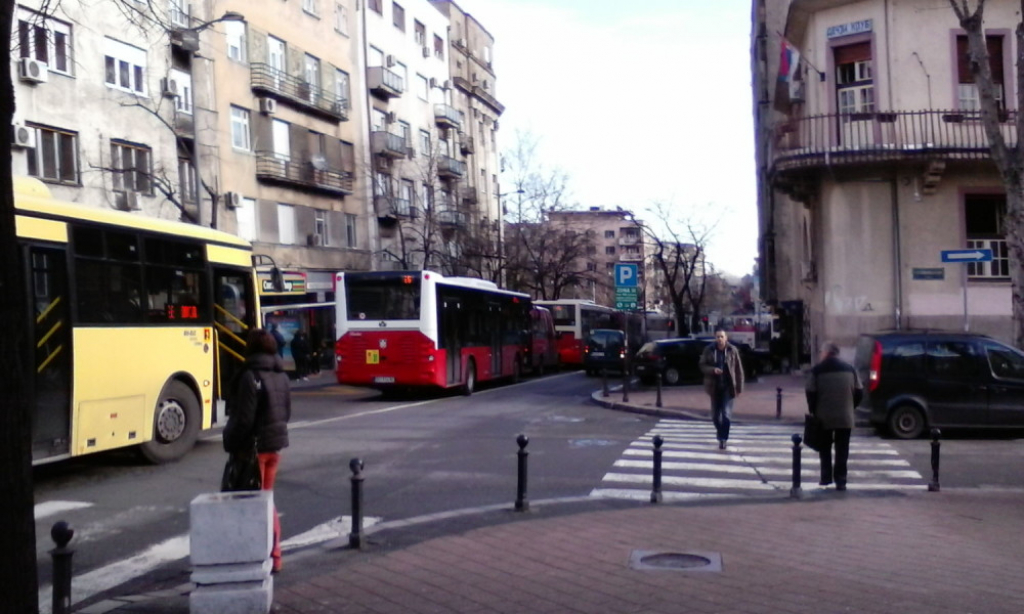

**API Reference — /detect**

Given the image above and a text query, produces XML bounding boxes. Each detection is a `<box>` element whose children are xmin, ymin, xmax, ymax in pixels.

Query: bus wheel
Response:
<box><xmin>138</xmin><ymin>381</ymin><xmax>201</xmax><ymax>464</ymax></box>
<box><xmin>463</xmin><ymin>361</ymin><xmax>477</xmax><ymax>396</ymax></box>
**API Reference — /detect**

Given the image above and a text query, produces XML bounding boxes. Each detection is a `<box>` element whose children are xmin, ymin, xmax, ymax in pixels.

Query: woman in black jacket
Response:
<box><xmin>224</xmin><ymin>328</ymin><xmax>292</xmax><ymax>573</ymax></box>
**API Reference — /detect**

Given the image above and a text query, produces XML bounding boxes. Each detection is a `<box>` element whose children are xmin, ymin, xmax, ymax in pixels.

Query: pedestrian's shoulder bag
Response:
<box><xmin>221</xmin><ymin>371</ymin><xmax>263</xmax><ymax>492</ymax></box>
<box><xmin>802</xmin><ymin>372</ymin><xmax>826</xmax><ymax>452</ymax></box>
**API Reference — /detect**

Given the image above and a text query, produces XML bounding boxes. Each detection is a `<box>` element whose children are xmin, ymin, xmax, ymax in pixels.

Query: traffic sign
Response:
<box><xmin>614</xmin><ymin>263</ymin><xmax>638</xmax><ymax>287</ymax></box>
<box><xmin>615</xmin><ymin>287</ymin><xmax>638</xmax><ymax>310</ymax></box>
<box><xmin>941</xmin><ymin>249</ymin><xmax>993</xmax><ymax>263</ymax></box>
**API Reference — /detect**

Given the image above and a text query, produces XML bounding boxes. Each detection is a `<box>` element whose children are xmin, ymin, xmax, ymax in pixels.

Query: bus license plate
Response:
<box><xmin>373</xmin><ymin>376</ymin><xmax>395</xmax><ymax>384</ymax></box>
<box><xmin>366</xmin><ymin>350</ymin><xmax>379</xmax><ymax>364</ymax></box>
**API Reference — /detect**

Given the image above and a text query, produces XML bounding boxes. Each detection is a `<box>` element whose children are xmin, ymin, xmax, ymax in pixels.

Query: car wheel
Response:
<box><xmin>463</xmin><ymin>360</ymin><xmax>476</xmax><ymax>396</ymax></box>
<box><xmin>888</xmin><ymin>404</ymin><xmax>926</xmax><ymax>439</ymax></box>
<box><xmin>138</xmin><ymin>381</ymin><xmax>200</xmax><ymax>464</ymax></box>
<box><xmin>663</xmin><ymin>367</ymin><xmax>681</xmax><ymax>386</ymax></box>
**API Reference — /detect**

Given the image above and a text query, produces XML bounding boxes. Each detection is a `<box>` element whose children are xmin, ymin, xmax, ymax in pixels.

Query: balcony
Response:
<box><xmin>461</xmin><ymin>185</ymin><xmax>479</xmax><ymax>205</ymax></box>
<box><xmin>460</xmin><ymin>135</ymin><xmax>475</xmax><ymax>155</ymax></box>
<box><xmin>619</xmin><ymin>253</ymin><xmax>644</xmax><ymax>262</ymax></box>
<box><xmin>371</xmin><ymin>131</ymin><xmax>407</xmax><ymax>159</ymax></box>
<box><xmin>451</xmin><ymin>75</ymin><xmax>504</xmax><ymax>114</ymax></box>
<box><xmin>437</xmin><ymin>209</ymin><xmax>467</xmax><ymax>228</ymax></box>
<box><xmin>434</xmin><ymin>104</ymin><xmax>463</xmax><ymax>130</ymax></box>
<box><xmin>250</xmin><ymin>63</ymin><xmax>348</xmax><ymax>121</ymax></box>
<box><xmin>618</xmin><ymin>236</ymin><xmax>640</xmax><ymax>247</ymax></box>
<box><xmin>172</xmin><ymin>109</ymin><xmax>194</xmax><ymax>137</ymax></box>
<box><xmin>254</xmin><ymin>151</ymin><xmax>353</xmax><ymax>195</ymax></box>
<box><xmin>437</xmin><ymin>155</ymin><xmax>466</xmax><ymax>179</ymax></box>
<box><xmin>375</xmin><ymin>195</ymin><xmax>417</xmax><ymax>220</ymax></box>
<box><xmin>772</xmin><ymin>109</ymin><xmax>1017</xmax><ymax>175</ymax></box>
<box><xmin>367</xmin><ymin>66</ymin><xmax>403</xmax><ymax>99</ymax></box>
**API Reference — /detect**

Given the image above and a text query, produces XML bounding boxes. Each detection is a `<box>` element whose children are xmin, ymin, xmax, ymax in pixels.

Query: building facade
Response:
<box><xmin>753</xmin><ymin>0</ymin><xmax>1018</xmax><ymax>363</ymax></box>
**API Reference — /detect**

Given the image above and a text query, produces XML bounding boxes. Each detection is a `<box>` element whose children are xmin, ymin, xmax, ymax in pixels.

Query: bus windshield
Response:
<box><xmin>346</xmin><ymin>276</ymin><xmax>421</xmax><ymax>320</ymax></box>
<box><xmin>549</xmin><ymin>305</ymin><xmax>576</xmax><ymax>326</ymax></box>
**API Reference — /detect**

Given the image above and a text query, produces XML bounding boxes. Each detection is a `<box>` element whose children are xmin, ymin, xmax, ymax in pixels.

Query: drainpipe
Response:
<box><xmin>360</xmin><ymin>0</ymin><xmax>378</xmax><ymax>268</ymax></box>
<box><xmin>891</xmin><ymin>176</ymin><xmax>903</xmax><ymax>329</ymax></box>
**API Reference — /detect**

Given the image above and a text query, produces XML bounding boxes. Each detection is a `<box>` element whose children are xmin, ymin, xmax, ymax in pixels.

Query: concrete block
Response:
<box><xmin>190</xmin><ymin>491</ymin><xmax>273</xmax><ymax>566</ymax></box>
<box><xmin>192</xmin><ymin>559</ymin><xmax>272</xmax><ymax>585</ymax></box>
<box><xmin>190</xmin><ymin>578</ymin><xmax>273</xmax><ymax>614</ymax></box>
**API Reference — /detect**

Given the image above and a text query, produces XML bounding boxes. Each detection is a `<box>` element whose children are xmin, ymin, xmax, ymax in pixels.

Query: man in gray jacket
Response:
<box><xmin>805</xmin><ymin>342</ymin><xmax>863</xmax><ymax>491</ymax></box>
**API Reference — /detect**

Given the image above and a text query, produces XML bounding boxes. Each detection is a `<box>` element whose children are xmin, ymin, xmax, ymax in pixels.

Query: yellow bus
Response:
<box><xmin>15</xmin><ymin>177</ymin><xmax>261</xmax><ymax>464</ymax></box>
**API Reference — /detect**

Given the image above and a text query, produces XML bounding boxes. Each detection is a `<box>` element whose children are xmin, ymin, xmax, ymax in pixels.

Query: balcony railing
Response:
<box><xmin>619</xmin><ymin>253</ymin><xmax>644</xmax><ymax>262</ymax></box>
<box><xmin>618</xmin><ymin>236</ymin><xmax>640</xmax><ymax>246</ymax></box>
<box><xmin>172</xmin><ymin>109</ymin><xmax>194</xmax><ymax>136</ymax></box>
<box><xmin>437</xmin><ymin>155</ymin><xmax>466</xmax><ymax>179</ymax></box>
<box><xmin>434</xmin><ymin>104</ymin><xmax>463</xmax><ymax>129</ymax></box>
<box><xmin>772</xmin><ymin>109</ymin><xmax>1017</xmax><ymax>173</ymax></box>
<box><xmin>461</xmin><ymin>185</ymin><xmax>479</xmax><ymax>204</ymax></box>
<box><xmin>437</xmin><ymin>209</ymin><xmax>467</xmax><ymax>227</ymax></box>
<box><xmin>375</xmin><ymin>195</ymin><xmax>417</xmax><ymax>219</ymax></box>
<box><xmin>371</xmin><ymin>131</ymin><xmax>407</xmax><ymax>158</ymax></box>
<box><xmin>250</xmin><ymin>63</ymin><xmax>348</xmax><ymax>121</ymax></box>
<box><xmin>367</xmin><ymin>66</ymin><xmax>404</xmax><ymax>99</ymax></box>
<box><xmin>254</xmin><ymin>151</ymin><xmax>353</xmax><ymax>195</ymax></box>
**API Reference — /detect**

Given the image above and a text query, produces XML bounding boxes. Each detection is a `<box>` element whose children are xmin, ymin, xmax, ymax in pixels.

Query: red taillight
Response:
<box><xmin>868</xmin><ymin>340</ymin><xmax>882</xmax><ymax>392</ymax></box>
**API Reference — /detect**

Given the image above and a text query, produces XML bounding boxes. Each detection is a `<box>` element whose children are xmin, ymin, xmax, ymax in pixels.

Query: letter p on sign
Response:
<box><xmin>615</xmin><ymin>263</ymin><xmax>638</xmax><ymax>287</ymax></box>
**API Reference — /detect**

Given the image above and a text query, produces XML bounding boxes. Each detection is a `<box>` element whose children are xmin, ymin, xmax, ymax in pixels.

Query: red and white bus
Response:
<box><xmin>534</xmin><ymin>299</ymin><xmax>617</xmax><ymax>367</ymax></box>
<box><xmin>334</xmin><ymin>270</ymin><xmax>531</xmax><ymax>393</ymax></box>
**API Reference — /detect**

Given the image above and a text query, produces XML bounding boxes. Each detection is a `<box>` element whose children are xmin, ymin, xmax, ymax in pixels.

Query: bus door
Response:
<box><xmin>27</xmin><ymin>244</ymin><xmax>72</xmax><ymax>461</ymax></box>
<box><xmin>214</xmin><ymin>268</ymin><xmax>256</xmax><ymax>403</ymax></box>
<box><xmin>488</xmin><ymin>301</ymin><xmax>502</xmax><ymax>376</ymax></box>
<box><xmin>441</xmin><ymin>294</ymin><xmax>462</xmax><ymax>386</ymax></box>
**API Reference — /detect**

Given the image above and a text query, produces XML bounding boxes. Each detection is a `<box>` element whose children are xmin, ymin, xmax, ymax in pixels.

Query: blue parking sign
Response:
<box><xmin>615</xmin><ymin>263</ymin><xmax>638</xmax><ymax>287</ymax></box>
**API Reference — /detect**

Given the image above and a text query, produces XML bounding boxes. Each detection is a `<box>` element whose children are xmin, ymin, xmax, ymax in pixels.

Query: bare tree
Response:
<box><xmin>948</xmin><ymin>0</ymin><xmax>1024</xmax><ymax>346</ymax></box>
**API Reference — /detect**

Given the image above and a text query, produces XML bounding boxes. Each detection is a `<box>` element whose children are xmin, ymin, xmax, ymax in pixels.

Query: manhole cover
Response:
<box><xmin>629</xmin><ymin>550</ymin><xmax>722</xmax><ymax>573</ymax></box>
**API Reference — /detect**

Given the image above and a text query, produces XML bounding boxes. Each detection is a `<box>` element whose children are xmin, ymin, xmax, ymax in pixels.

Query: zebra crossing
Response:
<box><xmin>590</xmin><ymin>419</ymin><xmax>926</xmax><ymax>502</ymax></box>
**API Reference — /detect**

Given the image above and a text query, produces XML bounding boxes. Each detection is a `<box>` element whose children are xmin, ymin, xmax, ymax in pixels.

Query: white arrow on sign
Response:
<box><xmin>945</xmin><ymin>251</ymin><xmax>985</xmax><ymax>261</ymax></box>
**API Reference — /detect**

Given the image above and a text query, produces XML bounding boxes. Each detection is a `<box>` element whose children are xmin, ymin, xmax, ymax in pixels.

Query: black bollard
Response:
<box><xmin>602</xmin><ymin>368</ymin><xmax>609</xmax><ymax>398</ymax></box>
<box><xmin>790</xmin><ymin>434</ymin><xmax>803</xmax><ymax>499</ymax></box>
<box><xmin>349</xmin><ymin>458</ymin><xmax>365</xmax><ymax>549</ymax></box>
<box><xmin>655</xmin><ymin>372</ymin><xmax>663</xmax><ymax>408</ymax></box>
<box><xmin>650</xmin><ymin>435</ymin><xmax>664</xmax><ymax>503</ymax></box>
<box><xmin>515</xmin><ymin>434</ymin><xmax>530</xmax><ymax>512</ymax></box>
<box><xmin>50</xmin><ymin>521</ymin><xmax>75</xmax><ymax>614</ymax></box>
<box><xmin>776</xmin><ymin>387</ymin><xmax>783</xmax><ymax>419</ymax></box>
<box><xmin>928</xmin><ymin>428</ymin><xmax>941</xmax><ymax>492</ymax></box>
<box><xmin>621</xmin><ymin>358</ymin><xmax>630</xmax><ymax>403</ymax></box>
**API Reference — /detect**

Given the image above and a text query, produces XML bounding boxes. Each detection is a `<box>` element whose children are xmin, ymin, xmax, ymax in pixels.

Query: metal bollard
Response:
<box><xmin>655</xmin><ymin>372</ymin><xmax>663</xmax><ymax>408</ymax></box>
<box><xmin>349</xmin><ymin>458</ymin><xmax>365</xmax><ymax>549</ymax></box>
<box><xmin>789</xmin><ymin>434</ymin><xmax>803</xmax><ymax>499</ymax></box>
<box><xmin>50</xmin><ymin>521</ymin><xmax>75</xmax><ymax>614</ymax></box>
<box><xmin>776</xmin><ymin>387</ymin><xmax>783</xmax><ymax>419</ymax></box>
<box><xmin>650</xmin><ymin>435</ymin><xmax>664</xmax><ymax>503</ymax></box>
<box><xmin>928</xmin><ymin>428</ymin><xmax>941</xmax><ymax>492</ymax></box>
<box><xmin>602</xmin><ymin>369</ymin><xmax>609</xmax><ymax>398</ymax></box>
<box><xmin>515</xmin><ymin>434</ymin><xmax>530</xmax><ymax>512</ymax></box>
<box><xmin>621</xmin><ymin>358</ymin><xmax>630</xmax><ymax>403</ymax></box>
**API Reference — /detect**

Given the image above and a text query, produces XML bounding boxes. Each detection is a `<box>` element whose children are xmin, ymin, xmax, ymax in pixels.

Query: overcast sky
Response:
<box><xmin>451</xmin><ymin>0</ymin><xmax>758</xmax><ymax>278</ymax></box>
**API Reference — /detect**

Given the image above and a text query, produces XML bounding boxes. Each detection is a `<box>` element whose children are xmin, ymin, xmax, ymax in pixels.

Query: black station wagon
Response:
<box><xmin>854</xmin><ymin>331</ymin><xmax>1024</xmax><ymax>438</ymax></box>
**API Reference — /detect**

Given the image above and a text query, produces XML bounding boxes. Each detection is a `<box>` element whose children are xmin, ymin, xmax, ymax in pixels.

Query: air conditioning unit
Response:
<box><xmin>422</xmin><ymin>46</ymin><xmax>430</xmax><ymax>58</ymax></box>
<box><xmin>307</xmin><ymin>233</ymin><xmax>324</xmax><ymax>247</ymax></box>
<box><xmin>258</xmin><ymin>97</ymin><xmax>277</xmax><ymax>114</ymax></box>
<box><xmin>385</xmin><ymin>54</ymin><xmax>396</xmax><ymax>68</ymax></box>
<box><xmin>161</xmin><ymin>77</ymin><xmax>179</xmax><ymax>98</ymax></box>
<box><xmin>224</xmin><ymin>191</ymin><xmax>242</xmax><ymax>209</ymax></box>
<box><xmin>456</xmin><ymin>38</ymin><xmax>467</xmax><ymax>48</ymax></box>
<box><xmin>11</xmin><ymin>123</ymin><xmax>35</xmax><ymax>149</ymax></box>
<box><xmin>429</xmin><ymin>77</ymin><xmax>437</xmax><ymax>89</ymax></box>
<box><xmin>120</xmin><ymin>191</ymin><xmax>142</xmax><ymax>211</ymax></box>
<box><xmin>18</xmin><ymin>57</ymin><xmax>47</xmax><ymax>84</ymax></box>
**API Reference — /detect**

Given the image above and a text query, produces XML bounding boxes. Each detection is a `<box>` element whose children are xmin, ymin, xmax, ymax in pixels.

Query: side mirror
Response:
<box><xmin>271</xmin><ymin>267</ymin><xmax>285</xmax><ymax>293</ymax></box>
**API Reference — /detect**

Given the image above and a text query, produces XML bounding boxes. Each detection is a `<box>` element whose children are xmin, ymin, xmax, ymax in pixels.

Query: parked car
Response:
<box><xmin>853</xmin><ymin>330</ymin><xmax>1024</xmax><ymax>439</ymax></box>
<box><xmin>633</xmin><ymin>338</ymin><xmax>707</xmax><ymax>386</ymax></box>
<box><xmin>583</xmin><ymin>329</ymin><xmax>628</xmax><ymax>375</ymax></box>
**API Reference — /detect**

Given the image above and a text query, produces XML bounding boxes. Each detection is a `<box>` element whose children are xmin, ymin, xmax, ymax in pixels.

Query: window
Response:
<box><xmin>225</xmin><ymin>21</ymin><xmax>246</xmax><ymax>62</ymax></box>
<box><xmin>374</xmin><ymin>171</ymin><xmax>390</xmax><ymax>197</ymax></box>
<box><xmin>414</xmin><ymin>21</ymin><xmax>426</xmax><ymax>46</ymax></box>
<box><xmin>170</xmin><ymin>69</ymin><xmax>192</xmax><ymax>114</ymax></box>
<box><xmin>605</xmin><ymin>246</ymin><xmax>616</xmax><ymax>255</ymax></box>
<box><xmin>368</xmin><ymin>45</ymin><xmax>384</xmax><ymax>67</ymax></box>
<box><xmin>178</xmin><ymin>157</ymin><xmax>196</xmax><ymax>203</ymax></box>
<box><xmin>277</xmin><ymin>204</ymin><xmax>296</xmax><ymax>245</ymax></box>
<box><xmin>957</xmin><ymin>35</ymin><xmax>1005</xmax><ymax>111</ymax></box>
<box><xmin>104</xmin><ymin>38</ymin><xmax>147</xmax><ymax>94</ymax></box>
<box><xmin>314</xmin><ymin>210</ymin><xmax>330</xmax><ymax>246</ymax></box>
<box><xmin>434</xmin><ymin>34</ymin><xmax>444</xmax><ymax>60</ymax></box>
<box><xmin>17</xmin><ymin>9</ymin><xmax>73</xmax><ymax>75</ymax></box>
<box><xmin>398</xmin><ymin>121</ymin><xmax>411</xmax><ymax>149</ymax></box>
<box><xmin>422</xmin><ymin>183</ymin><xmax>434</xmax><ymax>211</ymax></box>
<box><xmin>834</xmin><ymin>42</ymin><xmax>873</xmax><ymax>115</ymax></box>
<box><xmin>393</xmin><ymin>3</ymin><xmax>405</xmax><ymax>31</ymax></box>
<box><xmin>965</xmin><ymin>193</ymin><xmax>1009</xmax><ymax>279</ymax></box>
<box><xmin>230</xmin><ymin>106</ymin><xmax>251</xmax><ymax>151</ymax></box>
<box><xmin>272</xmin><ymin>119</ymin><xmax>291</xmax><ymax>160</ymax></box>
<box><xmin>587</xmin><ymin>246</ymin><xmax>597</xmax><ymax>255</ymax></box>
<box><xmin>26</xmin><ymin>125</ymin><xmax>78</xmax><ymax>185</ymax></box>
<box><xmin>110</xmin><ymin>140</ymin><xmax>152</xmax><ymax>194</ymax></box>
<box><xmin>606</xmin><ymin>262</ymin><xmax>615</xmax><ymax>271</ymax></box>
<box><xmin>304</xmin><ymin>54</ymin><xmax>321</xmax><ymax>102</ymax></box>
<box><xmin>604</xmin><ymin>230</ymin><xmax>615</xmax><ymax>239</ymax></box>
<box><xmin>334</xmin><ymin>3</ymin><xmax>349</xmax><ymax>35</ymax></box>
<box><xmin>335</xmin><ymin>69</ymin><xmax>350</xmax><ymax>108</ymax></box>
<box><xmin>416</xmin><ymin>74</ymin><xmax>429</xmax><ymax>100</ymax></box>
<box><xmin>237</xmin><ymin>197</ymin><xmax>257</xmax><ymax>242</ymax></box>
<box><xmin>345</xmin><ymin>213</ymin><xmax>358</xmax><ymax>247</ymax></box>
<box><xmin>302</xmin><ymin>0</ymin><xmax>319</xmax><ymax>17</ymax></box>
<box><xmin>420</xmin><ymin>130</ymin><xmax>431</xmax><ymax>157</ymax></box>
<box><xmin>368</xmin><ymin>0</ymin><xmax>382</xmax><ymax>15</ymax></box>
<box><xmin>168</xmin><ymin>0</ymin><xmax>190</xmax><ymax>27</ymax></box>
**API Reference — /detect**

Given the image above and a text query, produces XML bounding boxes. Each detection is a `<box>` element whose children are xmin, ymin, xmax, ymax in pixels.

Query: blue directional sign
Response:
<box><xmin>941</xmin><ymin>249</ymin><xmax>993</xmax><ymax>263</ymax></box>
<box><xmin>614</xmin><ymin>263</ymin><xmax>639</xmax><ymax>287</ymax></box>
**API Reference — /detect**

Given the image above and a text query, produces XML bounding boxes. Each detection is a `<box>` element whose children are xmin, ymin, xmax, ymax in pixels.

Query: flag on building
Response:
<box><xmin>776</xmin><ymin>37</ymin><xmax>803</xmax><ymax>106</ymax></box>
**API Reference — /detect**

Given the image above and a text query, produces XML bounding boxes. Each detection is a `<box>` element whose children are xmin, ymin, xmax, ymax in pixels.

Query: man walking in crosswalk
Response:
<box><xmin>805</xmin><ymin>342</ymin><xmax>864</xmax><ymax>491</ymax></box>
<box><xmin>699</xmin><ymin>327</ymin><xmax>745</xmax><ymax>450</ymax></box>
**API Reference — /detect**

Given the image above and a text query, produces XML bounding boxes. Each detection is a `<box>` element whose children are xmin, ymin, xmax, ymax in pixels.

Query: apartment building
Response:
<box><xmin>753</xmin><ymin>0</ymin><xmax>1019</xmax><ymax>363</ymax></box>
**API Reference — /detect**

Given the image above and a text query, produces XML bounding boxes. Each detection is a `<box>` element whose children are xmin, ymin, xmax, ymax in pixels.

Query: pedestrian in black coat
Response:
<box><xmin>290</xmin><ymin>330</ymin><xmax>311</xmax><ymax>381</ymax></box>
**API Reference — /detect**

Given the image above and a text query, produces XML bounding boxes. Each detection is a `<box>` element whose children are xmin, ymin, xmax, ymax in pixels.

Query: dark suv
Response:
<box><xmin>854</xmin><ymin>331</ymin><xmax>1024</xmax><ymax>438</ymax></box>
<box><xmin>633</xmin><ymin>338</ymin><xmax>707</xmax><ymax>385</ymax></box>
<box><xmin>583</xmin><ymin>329</ymin><xmax>628</xmax><ymax>375</ymax></box>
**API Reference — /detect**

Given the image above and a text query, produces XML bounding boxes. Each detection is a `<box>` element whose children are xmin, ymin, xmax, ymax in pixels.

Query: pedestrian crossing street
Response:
<box><xmin>590</xmin><ymin>419</ymin><xmax>926</xmax><ymax>502</ymax></box>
